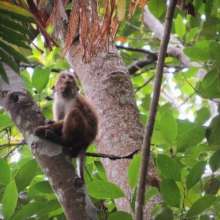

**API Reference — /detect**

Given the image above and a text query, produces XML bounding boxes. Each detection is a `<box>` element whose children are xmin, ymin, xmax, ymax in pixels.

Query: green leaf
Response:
<box><xmin>155</xmin><ymin>207</ymin><xmax>174</xmax><ymax>220</ymax></box>
<box><xmin>187</xmin><ymin>196</ymin><xmax>216</xmax><ymax>217</ymax></box>
<box><xmin>197</xmin><ymin>70</ymin><xmax>220</xmax><ymax>99</ymax></box>
<box><xmin>177</xmin><ymin>120</ymin><xmax>205</xmax><ymax>151</ymax></box>
<box><xmin>148</xmin><ymin>0</ymin><xmax>166</xmax><ymax>18</ymax></box>
<box><xmin>0</xmin><ymin>159</ymin><xmax>11</xmax><ymax>185</ymax></box>
<box><xmin>0</xmin><ymin>26</ymin><xmax>29</xmax><ymax>48</ymax></box>
<box><xmin>0</xmin><ymin>48</ymin><xmax>19</xmax><ymax>72</ymax></box>
<box><xmin>0</xmin><ymin>14</ymin><xmax>28</xmax><ymax>34</ymax></box>
<box><xmin>32</xmin><ymin>68</ymin><xmax>50</xmax><ymax>92</ymax></box>
<box><xmin>87</xmin><ymin>180</ymin><xmax>124</xmax><ymax>199</ymax></box>
<box><xmin>0</xmin><ymin>62</ymin><xmax>9</xmax><ymax>83</ymax></box>
<box><xmin>13</xmin><ymin>200</ymin><xmax>60</xmax><ymax>220</ymax></box>
<box><xmin>186</xmin><ymin>161</ymin><xmax>206</xmax><ymax>189</ymax></box>
<box><xmin>0</xmin><ymin>2</ymin><xmax>32</xmax><ymax>17</ymax></box>
<box><xmin>29</xmin><ymin>181</ymin><xmax>53</xmax><ymax>197</ymax></box>
<box><xmin>94</xmin><ymin>161</ymin><xmax>107</xmax><ymax>180</ymax></box>
<box><xmin>209</xmin><ymin>150</ymin><xmax>220</xmax><ymax>172</ymax></box>
<box><xmin>108</xmin><ymin>211</ymin><xmax>132</xmax><ymax>220</ymax></box>
<box><xmin>206</xmin><ymin>115</ymin><xmax>220</xmax><ymax>149</ymax></box>
<box><xmin>195</xmin><ymin>107</ymin><xmax>210</xmax><ymax>125</ymax></box>
<box><xmin>128</xmin><ymin>154</ymin><xmax>141</xmax><ymax>188</ymax></box>
<box><xmin>184</xmin><ymin>40</ymin><xmax>210</xmax><ymax>61</ymax></box>
<box><xmin>157</xmin><ymin>154</ymin><xmax>181</xmax><ymax>181</ymax></box>
<box><xmin>160</xmin><ymin>179</ymin><xmax>180</xmax><ymax>207</ymax></box>
<box><xmin>0</xmin><ymin>113</ymin><xmax>13</xmax><ymax>129</ymax></box>
<box><xmin>0</xmin><ymin>40</ymin><xmax>28</xmax><ymax>63</ymax></box>
<box><xmin>13</xmin><ymin>202</ymin><xmax>43</xmax><ymax>220</ymax></box>
<box><xmin>160</xmin><ymin>111</ymin><xmax>177</xmax><ymax>144</ymax></box>
<box><xmin>15</xmin><ymin>159</ymin><xmax>39</xmax><ymax>191</ymax></box>
<box><xmin>2</xmin><ymin>180</ymin><xmax>18</xmax><ymax>219</ymax></box>
<box><xmin>175</xmin><ymin>14</ymin><xmax>186</xmax><ymax>38</ymax></box>
<box><xmin>204</xmin><ymin>177</ymin><xmax>219</xmax><ymax>195</ymax></box>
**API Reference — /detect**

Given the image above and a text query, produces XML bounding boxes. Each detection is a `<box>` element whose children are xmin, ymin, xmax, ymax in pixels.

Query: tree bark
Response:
<box><xmin>0</xmin><ymin>64</ymin><xmax>97</xmax><ymax>220</ymax></box>
<box><xmin>66</xmin><ymin>46</ymin><xmax>158</xmax><ymax>214</ymax></box>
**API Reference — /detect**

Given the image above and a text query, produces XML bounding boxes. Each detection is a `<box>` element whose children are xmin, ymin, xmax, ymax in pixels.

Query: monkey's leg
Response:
<box><xmin>61</xmin><ymin>109</ymin><xmax>87</xmax><ymax>157</ymax></box>
<box><xmin>35</xmin><ymin>121</ymin><xmax>64</xmax><ymax>144</ymax></box>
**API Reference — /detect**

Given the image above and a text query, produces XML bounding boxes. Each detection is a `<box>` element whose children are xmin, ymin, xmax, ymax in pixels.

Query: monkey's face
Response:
<box><xmin>55</xmin><ymin>73</ymin><xmax>78</xmax><ymax>98</ymax></box>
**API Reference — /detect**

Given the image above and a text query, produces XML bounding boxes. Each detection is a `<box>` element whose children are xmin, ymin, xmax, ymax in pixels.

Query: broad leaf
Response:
<box><xmin>157</xmin><ymin>154</ymin><xmax>181</xmax><ymax>181</ymax></box>
<box><xmin>87</xmin><ymin>180</ymin><xmax>124</xmax><ymax>199</ymax></box>
<box><xmin>0</xmin><ymin>159</ymin><xmax>11</xmax><ymax>185</ymax></box>
<box><xmin>32</xmin><ymin>68</ymin><xmax>50</xmax><ymax>92</ymax></box>
<box><xmin>209</xmin><ymin>150</ymin><xmax>220</xmax><ymax>172</ymax></box>
<box><xmin>0</xmin><ymin>113</ymin><xmax>13</xmax><ymax>129</ymax></box>
<box><xmin>186</xmin><ymin>161</ymin><xmax>206</xmax><ymax>189</ymax></box>
<box><xmin>128</xmin><ymin>154</ymin><xmax>141</xmax><ymax>188</ymax></box>
<box><xmin>2</xmin><ymin>180</ymin><xmax>18</xmax><ymax>219</ymax></box>
<box><xmin>177</xmin><ymin>120</ymin><xmax>205</xmax><ymax>151</ymax></box>
<box><xmin>155</xmin><ymin>207</ymin><xmax>174</xmax><ymax>220</ymax></box>
<box><xmin>195</xmin><ymin>107</ymin><xmax>210</xmax><ymax>125</ymax></box>
<box><xmin>160</xmin><ymin>179</ymin><xmax>180</xmax><ymax>207</ymax></box>
<box><xmin>187</xmin><ymin>196</ymin><xmax>216</xmax><ymax>217</ymax></box>
<box><xmin>108</xmin><ymin>211</ymin><xmax>132</xmax><ymax>220</ymax></box>
<box><xmin>0</xmin><ymin>2</ymin><xmax>32</xmax><ymax>17</ymax></box>
<box><xmin>206</xmin><ymin>115</ymin><xmax>220</xmax><ymax>149</ymax></box>
<box><xmin>160</xmin><ymin>111</ymin><xmax>177</xmax><ymax>144</ymax></box>
<box><xmin>15</xmin><ymin>159</ymin><xmax>39</xmax><ymax>191</ymax></box>
<box><xmin>184</xmin><ymin>40</ymin><xmax>210</xmax><ymax>61</ymax></box>
<box><xmin>175</xmin><ymin>14</ymin><xmax>186</xmax><ymax>38</ymax></box>
<box><xmin>197</xmin><ymin>70</ymin><xmax>220</xmax><ymax>99</ymax></box>
<box><xmin>148</xmin><ymin>0</ymin><xmax>166</xmax><ymax>17</ymax></box>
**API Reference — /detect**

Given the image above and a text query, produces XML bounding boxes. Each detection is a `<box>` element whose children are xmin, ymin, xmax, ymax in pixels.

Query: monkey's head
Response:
<box><xmin>54</xmin><ymin>73</ymin><xmax>79</xmax><ymax>98</ymax></box>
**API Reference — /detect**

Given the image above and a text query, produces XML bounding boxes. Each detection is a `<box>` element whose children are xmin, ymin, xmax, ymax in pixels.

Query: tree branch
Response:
<box><xmin>0</xmin><ymin>64</ymin><xmax>97</xmax><ymax>220</ymax></box>
<box><xmin>135</xmin><ymin>1</ymin><xmax>177</xmax><ymax>220</ymax></box>
<box><xmin>116</xmin><ymin>45</ymin><xmax>158</xmax><ymax>75</ymax></box>
<box><xmin>116</xmin><ymin>45</ymin><xmax>157</xmax><ymax>57</ymax></box>
<box><xmin>128</xmin><ymin>59</ymin><xmax>156</xmax><ymax>75</ymax></box>
<box><xmin>143</xmin><ymin>5</ymin><xmax>190</xmax><ymax>67</ymax></box>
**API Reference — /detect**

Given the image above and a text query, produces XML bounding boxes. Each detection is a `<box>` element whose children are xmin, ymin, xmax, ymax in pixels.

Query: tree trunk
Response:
<box><xmin>66</xmin><ymin>45</ymin><xmax>157</xmax><ymax>213</ymax></box>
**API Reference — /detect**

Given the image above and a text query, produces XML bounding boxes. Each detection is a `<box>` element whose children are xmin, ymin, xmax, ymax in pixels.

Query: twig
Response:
<box><xmin>116</xmin><ymin>45</ymin><xmax>157</xmax><ymax>57</ymax></box>
<box><xmin>128</xmin><ymin>59</ymin><xmax>157</xmax><ymax>75</ymax></box>
<box><xmin>135</xmin><ymin>1</ymin><xmax>177</xmax><ymax>220</ymax></box>
<box><xmin>0</xmin><ymin>141</ymin><xmax>139</xmax><ymax>160</ymax></box>
<box><xmin>86</xmin><ymin>149</ymin><xmax>139</xmax><ymax>160</ymax></box>
<box><xmin>0</xmin><ymin>141</ymin><xmax>26</xmax><ymax>148</ymax></box>
<box><xmin>135</xmin><ymin>76</ymin><xmax>154</xmax><ymax>93</ymax></box>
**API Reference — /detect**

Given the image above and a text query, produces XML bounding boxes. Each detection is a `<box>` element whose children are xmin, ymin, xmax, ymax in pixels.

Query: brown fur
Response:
<box><xmin>35</xmin><ymin>73</ymin><xmax>98</xmax><ymax>157</ymax></box>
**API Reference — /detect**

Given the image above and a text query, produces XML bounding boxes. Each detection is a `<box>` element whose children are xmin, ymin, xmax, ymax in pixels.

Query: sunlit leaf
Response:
<box><xmin>174</xmin><ymin>14</ymin><xmax>186</xmax><ymax>38</ymax></box>
<box><xmin>32</xmin><ymin>68</ymin><xmax>50</xmax><ymax>92</ymax></box>
<box><xmin>128</xmin><ymin>154</ymin><xmax>141</xmax><ymax>188</ymax></box>
<box><xmin>0</xmin><ymin>2</ymin><xmax>32</xmax><ymax>17</ymax></box>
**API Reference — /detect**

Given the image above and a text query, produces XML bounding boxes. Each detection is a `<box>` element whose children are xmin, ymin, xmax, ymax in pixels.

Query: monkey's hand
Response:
<box><xmin>35</xmin><ymin>125</ymin><xmax>57</xmax><ymax>140</ymax></box>
<box><xmin>34</xmin><ymin>121</ymin><xmax>63</xmax><ymax>144</ymax></box>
